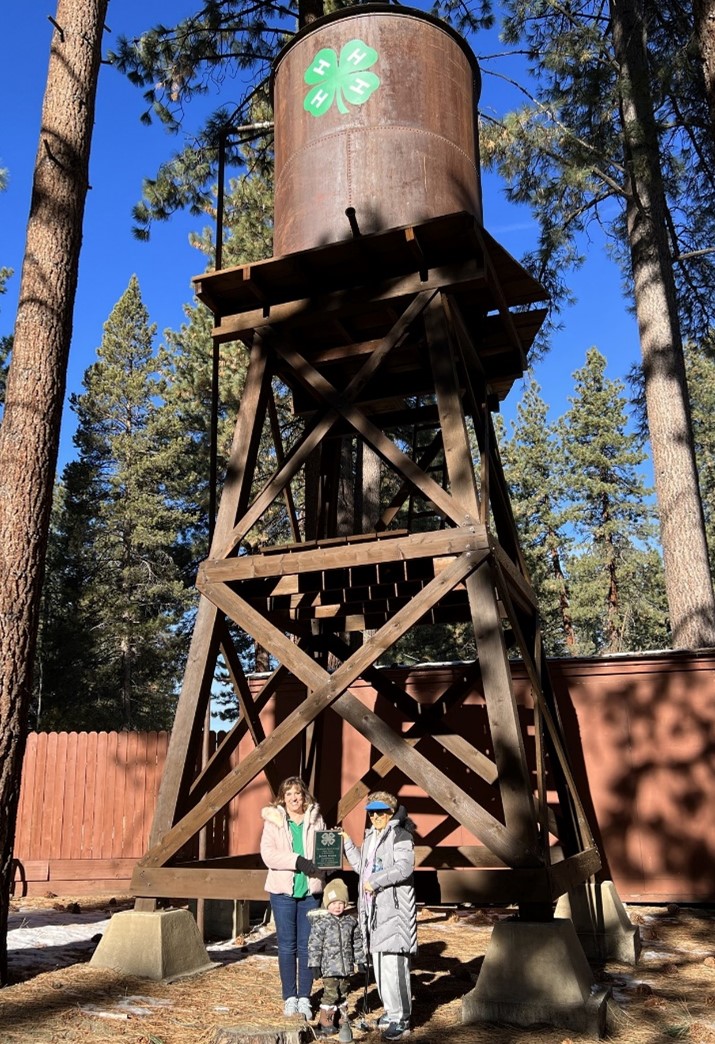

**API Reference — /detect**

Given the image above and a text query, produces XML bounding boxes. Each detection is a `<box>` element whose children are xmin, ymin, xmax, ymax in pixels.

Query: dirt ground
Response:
<box><xmin>3</xmin><ymin>896</ymin><xmax>715</xmax><ymax>1044</ymax></box>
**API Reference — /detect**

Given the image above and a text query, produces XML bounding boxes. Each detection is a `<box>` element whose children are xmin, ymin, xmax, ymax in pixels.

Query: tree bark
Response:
<box><xmin>611</xmin><ymin>0</ymin><xmax>715</xmax><ymax>648</ymax></box>
<box><xmin>693</xmin><ymin>0</ymin><xmax>715</xmax><ymax>144</ymax></box>
<box><xmin>0</xmin><ymin>0</ymin><xmax>108</xmax><ymax>982</ymax></box>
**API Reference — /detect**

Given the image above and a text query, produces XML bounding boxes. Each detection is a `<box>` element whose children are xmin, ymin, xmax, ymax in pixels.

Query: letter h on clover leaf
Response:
<box><xmin>304</xmin><ymin>39</ymin><xmax>380</xmax><ymax>117</ymax></box>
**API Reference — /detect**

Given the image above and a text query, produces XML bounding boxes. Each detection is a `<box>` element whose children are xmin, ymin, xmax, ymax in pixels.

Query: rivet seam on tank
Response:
<box><xmin>303</xmin><ymin>39</ymin><xmax>381</xmax><ymax>118</ymax></box>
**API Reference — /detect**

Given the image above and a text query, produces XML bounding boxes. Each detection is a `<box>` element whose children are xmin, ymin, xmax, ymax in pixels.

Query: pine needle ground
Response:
<box><xmin>3</xmin><ymin>898</ymin><xmax>715</xmax><ymax>1044</ymax></box>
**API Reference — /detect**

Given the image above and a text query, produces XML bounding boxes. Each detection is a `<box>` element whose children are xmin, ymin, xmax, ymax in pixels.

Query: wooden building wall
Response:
<box><xmin>12</xmin><ymin>650</ymin><xmax>714</xmax><ymax>902</ymax></box>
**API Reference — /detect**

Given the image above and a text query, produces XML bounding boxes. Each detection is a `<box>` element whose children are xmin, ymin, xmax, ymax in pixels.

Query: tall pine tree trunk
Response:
<box><xmin>611</xmin><ymin>0</ymin><xmax>715</xmax><ymax>648</ymax></box>
<box><xmin>693</xmin><ymin>0</ymin><xmax>715</xmax><ymax>144</ymax></box>
<box><xmin>0</xmin><ymin>0</ymin><xmax>107</xmax><ymax>982</ymax></box>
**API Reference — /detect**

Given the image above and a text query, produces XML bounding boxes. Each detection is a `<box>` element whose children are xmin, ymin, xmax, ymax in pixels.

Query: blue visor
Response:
<box><xmin>365</xmin><ymin>800</ymin><xmax>393</xmax><ymax>811</ymax></box>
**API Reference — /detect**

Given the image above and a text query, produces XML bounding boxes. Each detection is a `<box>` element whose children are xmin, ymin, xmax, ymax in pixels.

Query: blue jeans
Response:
<box><xmin>270</xmin><ymin>891</ymin><xmax>320</xmax><ymax>999</ymax></box>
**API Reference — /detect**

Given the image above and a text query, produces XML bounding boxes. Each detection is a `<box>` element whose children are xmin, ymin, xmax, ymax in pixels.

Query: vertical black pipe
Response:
<box><xmin>209</xmin><ymin>131</ymin><xmax>227</xmax><ymax>548</ymax></box>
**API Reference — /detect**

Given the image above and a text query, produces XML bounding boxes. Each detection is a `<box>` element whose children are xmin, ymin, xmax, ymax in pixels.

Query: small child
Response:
<box><xmin>307</xmin><ymin>877</ymin><xmax>366</xmax><ymax>1037</ymax></box>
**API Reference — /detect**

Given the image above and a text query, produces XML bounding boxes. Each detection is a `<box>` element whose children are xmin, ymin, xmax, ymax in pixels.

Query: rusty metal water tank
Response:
<box><xmin>271</xmin><ymin>3</ymin><xmax>482</xmax><ymax>257</ymax></box>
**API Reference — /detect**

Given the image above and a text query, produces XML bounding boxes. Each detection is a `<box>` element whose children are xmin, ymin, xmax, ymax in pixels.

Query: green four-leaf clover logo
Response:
<box><xmin>304</xmin><ymin>39</ymin><xmax>380</xmax><ymax>117</ymax></box>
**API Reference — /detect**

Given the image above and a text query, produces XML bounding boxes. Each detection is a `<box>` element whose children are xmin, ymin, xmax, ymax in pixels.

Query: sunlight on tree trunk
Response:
<box><xmin>693</xmin><ymin>0</ymin><xmax>715</xmax><ymax>143</ymax></box>
<box><xmin>0</xmin><ymin>0</ymin><xmax>108</xmax><ymax>983</ymax></box>
<box><xmin>612</xmin><ymin>0</ymin><xmax>715</xmax><ymax>648</ymax></box>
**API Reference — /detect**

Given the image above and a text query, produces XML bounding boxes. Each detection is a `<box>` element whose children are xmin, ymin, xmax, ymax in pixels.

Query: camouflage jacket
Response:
<box><xmin>307</xmin><ymin>908</ymin><xmax>366</xmax><ymax>978</ymax></box>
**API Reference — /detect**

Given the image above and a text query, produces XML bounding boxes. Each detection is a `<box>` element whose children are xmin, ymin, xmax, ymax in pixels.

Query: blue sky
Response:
<box><xmin>1</xmin><ymin>2</ymin><xmax>643</xmax><ymax>473</ymax></box>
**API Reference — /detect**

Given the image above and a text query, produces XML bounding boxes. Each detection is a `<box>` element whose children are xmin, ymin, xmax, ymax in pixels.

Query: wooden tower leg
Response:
<box><xmin>424</xmin><ymin>295</ymin><xmax>541</xmax><ymax>871</ymax></box>
<box><xmin>135</xmin><ymin>337</ymin><xmax>273</xmax><ymax>910</ymax></box>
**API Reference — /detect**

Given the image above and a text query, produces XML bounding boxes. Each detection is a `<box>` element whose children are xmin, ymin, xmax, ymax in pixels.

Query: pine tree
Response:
<box><xmin>0</xmin><ymin>336</ymin><xmax>10</xmax><ymax>413</ymax></box>
<box><xmin>157</xmin><ymin>145</ymin><xmax>300</xmax><ymax>691</ymax></box>
<box><xmin>0</xmin><ymin>166</ymin><xmax>10</xmax><ymax>302</ymax></box>
<box><xmin>0</xmin><ymin>0</ymin><xmax>108</xmax><ymax>985</ymax></box>
<box><xmin>560</xmin><ymin>348</ymin><xmax>668</xmax><ymax>654</ymax></box>
<box><xmin>0</xmin><ymin>168</ymin><xmax>11</xmax><ymax>412</ymax></box>
<box><xmin>498</xmin><ymin>380</ymin><xmax>575</xmax><ymax>655</ymax></box>
<box><xmin>685</xmin><ymin>342</ymin><xmax>715</xmax><ymax>576</ymax></box>
<box><xmin>481</xmin><ymin>0</ymin><xmax>715</xmax><ymax>648</ymax></box>
<box><xmin>38</xmin><ymin>277</ymin><xmax>192</xmax><ymax>730</ymax></box>
<box><xmin>692</xmin><ymin>0</ymin><xmax>715</xmax><ymax>143</ymax></box>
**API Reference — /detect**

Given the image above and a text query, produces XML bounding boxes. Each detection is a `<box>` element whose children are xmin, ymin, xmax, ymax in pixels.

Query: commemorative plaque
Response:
<box><xmin>314</xmin><ymin>829</ymin><xmax>343</xmax><ymax>870</ymax></box>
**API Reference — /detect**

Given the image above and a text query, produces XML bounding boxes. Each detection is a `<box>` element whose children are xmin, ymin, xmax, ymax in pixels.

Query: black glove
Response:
<box><xmin>357</xmin><ymin>963</ymin><xmax>367</xmax><ymax>973</ymax></box>
<box><xmin>296</xmin><ymin>855</ymin><xmax>319</xmax><ymax>875</ymax></box>
<box><xmin>309</xmin><ymin>966</ymin><xmax>321</xmax><ymax>977</ymax></box>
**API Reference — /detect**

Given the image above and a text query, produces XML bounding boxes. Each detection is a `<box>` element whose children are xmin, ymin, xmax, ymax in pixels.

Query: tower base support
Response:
<box><xmin>555</xmin><ymin>880</ymin><xmax>642</xmax><ymax>965</ymax></box>
<box><xmin>90</xmin><ymin>908</ymin><xmax>215</xmax><ymax>980</ymax></box>
<box><xmin>462</xmin><ymin>919</ymin><xmax>611</xmax><ymax>1037</ymax></box>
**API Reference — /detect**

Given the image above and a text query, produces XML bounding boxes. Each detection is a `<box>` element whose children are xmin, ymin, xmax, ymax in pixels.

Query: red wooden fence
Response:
<box><xmin>13</xmin><ymin>730</ymin><xmax>169</xmax><ymax>896</ymax></box>
<box><xmin>11</xmin><ymin>650</ymin><xmax>715</xmax><ymax>902</ymax></box>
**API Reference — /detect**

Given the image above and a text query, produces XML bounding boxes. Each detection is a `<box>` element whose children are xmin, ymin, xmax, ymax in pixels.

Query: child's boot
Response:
<box><xmin>316</xmin><ymin>1005</ymin><xmax>338</xmax><ymax>1036</ymax></box>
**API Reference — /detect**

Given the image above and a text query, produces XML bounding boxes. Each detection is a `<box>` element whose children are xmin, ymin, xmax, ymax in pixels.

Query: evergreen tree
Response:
<box><xmin>560</xmin><ymin>348</ymin><xmax>668</xmax><ymax>654</ymax></box>
<box><xmin>497</xmin><ymin>380</ymin><xmax>575</xmax><ymax>655</ymax></box>
<box><xmin>157</xmin><ymin>143</ymin><xmax>299</xmax><ymax>694</ymax></box>
<box><xmin>692</xmin><ymin>0</ymin><xmax>715</xmax><ymax>144</ymax></box>
<box><xmin>0</xmin><ymin>172</ymin><xmax>13</xmax><ymax>418</ymax></box>
<box><xmin>481</xmin><ymin>0</ymin><xmax>715</xmax><ymax>648</ymax></box>
<box><xmin>0</xmin><ymin>166</ymin><xmax>10</xmax><ymax>302</ymax></box>
<box><xmin>0</xmin><ymin>0</ymin><xmax>108</xmax><ymax>985</ymax></box>
<box><xmin>37</xmin><ymin>277</ymin><xmax>192</xmax><ymax>730</ymax></box>
<box><xmin>161</xmin><ymin>123</ymin><xmax>295</xmax><ymax>570</ymax></box>
<box><xmin>0</xmin><ymin>336</ymin><xmax>10</xmax><ymax>413</ymax></box>
<box><xmin>685</xmin><ymin>342</ymin><xmax>715</xmax><ymax>576</ymax></box>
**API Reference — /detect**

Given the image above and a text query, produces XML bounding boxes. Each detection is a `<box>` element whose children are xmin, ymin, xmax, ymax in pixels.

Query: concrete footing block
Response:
<box><xmin>555</xmin><ymin>880</ymin><xmax>642</xmax><ymax>964</ymax></box>
<box><xmin>462</xmin><ymin>918</ymin><xmax>611</xmax><ymax>1037</ymax></box>
<box><xmin>90</xmin><ymin>908</ymin><xmax>215</xmax><ymax>981</ymax></box>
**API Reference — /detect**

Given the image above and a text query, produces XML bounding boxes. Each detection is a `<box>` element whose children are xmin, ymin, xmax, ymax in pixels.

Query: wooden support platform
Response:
<box><xmin>134</xmin><ymin>211</ymin><xmax>600</xmax><ymax>915</ymax></box>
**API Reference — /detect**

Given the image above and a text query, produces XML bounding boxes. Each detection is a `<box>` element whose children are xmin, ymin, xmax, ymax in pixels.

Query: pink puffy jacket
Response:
<box><xmin>260</xmin><ymin>803</ymin><xmax>326</xmax><ymax>896</ymax></box>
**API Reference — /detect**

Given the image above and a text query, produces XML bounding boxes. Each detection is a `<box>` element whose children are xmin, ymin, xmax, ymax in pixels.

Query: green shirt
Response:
<box><xmin>289</xmin><ymin>818</ymin><xmax>309</xmax><ymax>899</ymax></box>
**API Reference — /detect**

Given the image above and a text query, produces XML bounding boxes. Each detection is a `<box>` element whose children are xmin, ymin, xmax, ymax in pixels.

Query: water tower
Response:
<box><xmin>110</xmin><ymin>5</ymin><xmax>637</xmax><ymax>1032</ymax></box>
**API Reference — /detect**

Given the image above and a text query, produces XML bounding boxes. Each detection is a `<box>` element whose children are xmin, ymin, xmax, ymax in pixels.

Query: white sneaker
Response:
<box><xmin>284</xmin><ymin>996</ymin><xmax>299</xmax><ymax>1016</ymax></box>
<box><xmin>297</xmin><ymin>997</ymin><xmax>313</xmax><ymax>1019</ymax></box>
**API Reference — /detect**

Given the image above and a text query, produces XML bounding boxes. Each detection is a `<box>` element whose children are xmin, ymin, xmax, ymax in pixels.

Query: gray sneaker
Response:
<box><xmin>284</xmin><ymin>996</ymin><xmax>299</xmax><ymax>1016</ymax></box>
<box><xmin>382</xmin><ymin>1021</ymin><xmax>411</xmax><ymax>1040</ymax></box>
<box><xmin>297</xmin><ymin>997</ymin><xmax>313</xmax><ymax>1019</ymax></box>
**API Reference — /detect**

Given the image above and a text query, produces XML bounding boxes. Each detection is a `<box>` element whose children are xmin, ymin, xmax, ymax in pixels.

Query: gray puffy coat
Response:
<box><xmin>307</xmin><ymin>908</ymin><xmax>366</xmax><ymax>977</ymax></box>
<box><xmin>343</xmin><ymin>805</ymin><xmax>417</xmax><ymax>955</ymax></box>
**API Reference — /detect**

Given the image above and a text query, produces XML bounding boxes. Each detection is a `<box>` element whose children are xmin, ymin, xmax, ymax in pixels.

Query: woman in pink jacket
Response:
<box><xmin>260</xmin><ymin>776</ymin><xmax>326</xmax><ymax>1019</ymax></box>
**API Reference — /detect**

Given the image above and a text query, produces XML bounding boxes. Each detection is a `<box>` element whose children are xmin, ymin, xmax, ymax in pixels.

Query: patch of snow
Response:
<box><xmin>8</xmin><ymin>907</ymin><xmax>112</xmax><ymax>977</ymax></box>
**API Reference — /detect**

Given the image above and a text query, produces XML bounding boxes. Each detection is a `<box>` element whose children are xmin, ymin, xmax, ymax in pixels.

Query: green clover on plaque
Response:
<box><xmin>304</xmin><ymin>38</ymin><xmax>380</xmax><ymax>117</ymax></box>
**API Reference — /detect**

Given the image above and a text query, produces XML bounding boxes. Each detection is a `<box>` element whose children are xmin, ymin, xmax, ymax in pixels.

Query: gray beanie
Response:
<box><xmin>323</xmin><ymin>877</ymin><xmax>349</xmax><ymax>908</ymax></box>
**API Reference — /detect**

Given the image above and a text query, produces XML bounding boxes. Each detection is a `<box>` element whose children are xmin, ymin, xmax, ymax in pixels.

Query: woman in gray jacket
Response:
<box><xmin>342</xmin><ymin>791</ymin><xmax>416</xmax><ymax>1041</ymax></box>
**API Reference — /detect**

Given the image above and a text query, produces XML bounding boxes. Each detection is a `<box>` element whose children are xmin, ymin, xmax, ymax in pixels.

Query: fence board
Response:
<box><xmin>123</xmin><ymin>731</ymin><xmax>140</xmax><ymax>856</ymax></box>
<box><xmin>16</xmin><ymin>734</ymin><xmax>36</xmax><ymax>855</ymax></box>
<box><xmin>61</xmin><ymin>732</ymin><xmax>79</xmax><ymax>860</ymax></box>
<box><xmin>72</xmin><ymin>731</ymin><xmax>89</xmax><ymax>860</ymax></box>
<box><xmin>82</xmin><ymin>732</ymin><xmax>99</xmax><ymax>860</ymax></box>
<box><xmin>29</xmin><ymin>733</ymin><xmax>49</xmax><ymax>861</ymax></box>
<box><xmin>103</xmin><ymin>730</ymin><xmax>118</xmax><ymax>860</ymax></box>
<box><xmin>131</xmin><ymin>731</ymin><xmax>149</xmax><ymax>854</ymax></box>
<box><xmin>49</xmin><ymin>731</ymin><xmax>68</xmax><ymax>858</ymax></box>
<box><xmin>45</xmin><ymin>734</ymin><xmax>61</xmax><ymax>857</ymax></box>
<box><xmin>93</xmin><ymin>732</ymin><xmax>109</xmax><ymax>860</ymax></box>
